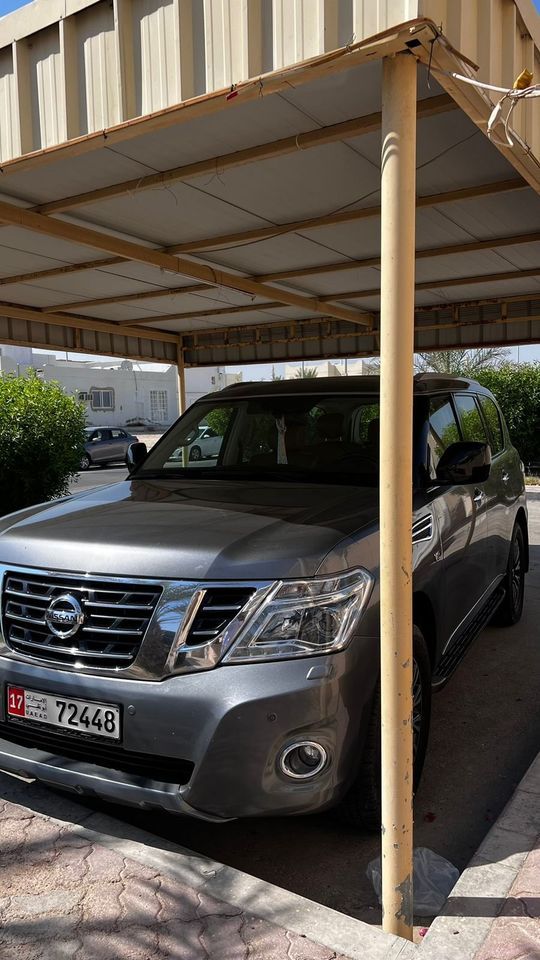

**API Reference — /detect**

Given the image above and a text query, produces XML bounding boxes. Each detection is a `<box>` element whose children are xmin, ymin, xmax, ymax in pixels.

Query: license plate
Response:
<box><xmin>6</xmin><ymin>685</ymin><xmax>122</xmax><ymax>741</ymax></box>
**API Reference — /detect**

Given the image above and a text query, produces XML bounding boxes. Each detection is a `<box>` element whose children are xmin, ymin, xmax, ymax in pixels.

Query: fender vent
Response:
<box><xmin>412</xmin><ymin>514</ymin><xmax>433</xmax><ymax>545</ymax></box>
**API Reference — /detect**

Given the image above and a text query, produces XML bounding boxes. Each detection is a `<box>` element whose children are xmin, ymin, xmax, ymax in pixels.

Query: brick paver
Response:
<box><xmin>474</xmin><ymin>835</ymin><xmax>540</xmax><ymax>960</ymax></box>
<box><xmin>0</xmin><ymin>798</ymin><xmax>350</xmax><ymax>960</ymax></box>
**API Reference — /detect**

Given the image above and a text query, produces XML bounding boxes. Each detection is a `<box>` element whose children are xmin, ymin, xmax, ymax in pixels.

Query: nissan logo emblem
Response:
<box><xmin>45</xmin><ymin>593</ymin><xmax>85</xmax><ymax>639</ymax></box>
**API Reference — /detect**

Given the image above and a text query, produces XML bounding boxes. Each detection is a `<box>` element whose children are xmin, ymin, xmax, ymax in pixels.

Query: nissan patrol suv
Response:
<box><xmin>0</xmin><ymin>375</ymin><xmax>527</xmax><ymax>828</ymax></box>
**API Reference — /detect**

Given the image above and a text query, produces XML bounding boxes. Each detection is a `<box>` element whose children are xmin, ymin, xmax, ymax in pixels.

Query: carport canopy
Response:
<box><xmin>0</xmin><ymin>13</ymin><xmax>538</xmax><ymax>946</ymax></box>
<box><xmin>0</xmin><ymin>18</ymin><xmax>538</xmax><ymax>371</ymax></box>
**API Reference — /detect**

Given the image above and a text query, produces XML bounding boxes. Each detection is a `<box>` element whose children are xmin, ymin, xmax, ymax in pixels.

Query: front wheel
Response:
<box><xmin>493</xmin><ymin>523</ymin><xmax>526</xmax><ymax>626</ymax></box>
<box><xmin>79</xmin><ymin>454</ymin><xmax>91</xmax><ymax>471</ymax></box>
<box><xmin>189</xmin><ymin>446</ymin><xmax>202</xmax><ymax>462</ymax></box>
<box><xmin>334</xmin><ymin>625</ymin><xmax>432</xmax><ymax>831</ymax></box>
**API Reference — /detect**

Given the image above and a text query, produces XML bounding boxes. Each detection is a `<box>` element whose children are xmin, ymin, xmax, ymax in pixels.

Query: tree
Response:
<box><xmin>415</xmin><ymin>348</ymin><xmax>508</xmax><ymax>376</ymax></box>
<box><xmin>0</xmin><ymin>372</ymin><xmax>86</xmax><ymax>517</ymax></box>
<box><xmin>475</xmin><ymin>363</ymin><xmax>540</xmax><ymax>466</ymax></box>
<box><xmin>293</xmin><ymin>367</ymin><xmax>318</xmax><ymax>378</ymax></box>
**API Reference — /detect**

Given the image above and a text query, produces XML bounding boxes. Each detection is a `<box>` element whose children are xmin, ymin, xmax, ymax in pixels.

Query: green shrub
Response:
<box><xmin>0</xmin><ymin>373</ymin><xmax>86</xmax><ymax>517</ymax></box>
<box><xmin>476</xmin><ymin>363</ymin><xmax>540</xmax><ymax>466</ymax></box>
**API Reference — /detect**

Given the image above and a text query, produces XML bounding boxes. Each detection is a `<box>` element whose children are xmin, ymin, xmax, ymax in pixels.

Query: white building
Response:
<box><xmin>284</xmin><ymin>359</ymin><xmax>371</xmax><ymax>379</ymax></box>
<box><xmin>0</xmin><ymin>348</ymin><xmax>241</xmax><ymax>427</ymax></box>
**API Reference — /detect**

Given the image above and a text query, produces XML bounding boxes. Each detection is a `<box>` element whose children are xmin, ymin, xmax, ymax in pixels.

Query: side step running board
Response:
<box><xmin>432</xmin><ymin>585</ymin><xmax>505</xmax><ymax>685</ymax></box>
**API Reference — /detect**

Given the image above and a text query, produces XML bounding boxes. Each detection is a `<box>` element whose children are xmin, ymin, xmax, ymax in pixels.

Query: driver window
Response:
<box><xmin>427</xmin><ymin>397</ymin><xmax>460</xmax><ymax>479</ymax></box>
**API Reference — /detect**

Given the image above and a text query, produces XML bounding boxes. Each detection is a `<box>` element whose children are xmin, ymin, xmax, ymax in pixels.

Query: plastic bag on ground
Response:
<box><xmin>366</xmin><ymin>846</ymin><xmax>460</xmax><ymax>916</ymax></box>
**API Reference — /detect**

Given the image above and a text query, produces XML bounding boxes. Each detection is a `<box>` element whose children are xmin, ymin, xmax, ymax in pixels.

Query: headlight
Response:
<box><xmin>223</xmin><ymin>568</ymin><xmax>373</xmax><ymax>663</ymax></box>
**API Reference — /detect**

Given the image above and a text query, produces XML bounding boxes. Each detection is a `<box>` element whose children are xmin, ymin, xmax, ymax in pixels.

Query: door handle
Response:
<box><xmin>473</xmin><ymin>488</ymin><xmax>484</xmax><ymax>504</ymax></box>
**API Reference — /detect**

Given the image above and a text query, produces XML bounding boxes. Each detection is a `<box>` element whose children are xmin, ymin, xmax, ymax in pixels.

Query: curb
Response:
<box><xmin>418</xmin><ymin>752</ymin><xmax>540</xmax><ymax>959</ymax></box>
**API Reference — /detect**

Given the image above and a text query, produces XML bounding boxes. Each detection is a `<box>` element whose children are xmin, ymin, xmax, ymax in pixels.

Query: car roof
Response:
<box><xmin>85</xmin><ymin>425</ymin><xmax>128</xmax><ymax>430</ymax></box>
<box><xmin>205</xmin><ymin>373</ymin><xmax>493</xmax><ymax>402</ymax></box>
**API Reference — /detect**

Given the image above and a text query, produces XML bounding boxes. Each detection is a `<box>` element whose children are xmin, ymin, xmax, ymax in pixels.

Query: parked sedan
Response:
<box><xmin>80</xmin><ymin>427</ymin><xmax>139</xmax><ymax>470</ymax></box>
<box><xmin>188</xmin><ymin>426</ymin><xmax>222</xmax><ymax>461</ymax></box>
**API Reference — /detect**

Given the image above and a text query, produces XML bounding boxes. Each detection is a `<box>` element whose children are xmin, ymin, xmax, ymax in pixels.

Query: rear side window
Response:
<box><xmin>478</xmin><ymin>396</ymin><xmax>504</xmax><ymax>455</ymax></box>
<box><xmin>454</xmin><ymin>395</ymin><xmax>488</xmax><ymax>444</ymax></box>
<box><xmin>427</xmin><ymin>397</ymin><xmax>460</xmax><ymax>478</ymax></box>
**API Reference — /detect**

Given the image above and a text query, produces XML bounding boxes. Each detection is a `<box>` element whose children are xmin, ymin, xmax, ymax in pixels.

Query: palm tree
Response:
<box><xmin>415</xmin><ymin>348</ymin><xmax>508</xmax><ymax>376</ymax></box>
<box><xmin>293</xmin><ymin>367</ymin><xmax>318</xmax><ymax>379</ymax></box>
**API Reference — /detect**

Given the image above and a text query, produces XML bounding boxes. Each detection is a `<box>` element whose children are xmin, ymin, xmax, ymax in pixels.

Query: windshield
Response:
<box><xmin>134</xmin><ymin>393</ymin><xmax>382</xmax><ymax>486</ymax></box>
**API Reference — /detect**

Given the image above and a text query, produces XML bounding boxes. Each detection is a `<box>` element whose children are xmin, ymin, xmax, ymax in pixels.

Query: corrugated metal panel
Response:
<box><xmin>132</xmin><ymin>0</ymin><xmax>180</xmax><ymax>114</ymax></box>
<box><xmin>0</xmin><ymin>47</ymin><xmax>18</xmax><ymax>162</ymax></box>
<box><xmin>25</xmin><ymin>24</ymin><xmax>66</xmax><ymax>150</ymax></box>
<box><xmin>76</xmin><ymin>0</ymin><xmax>121</xmax><ymax>134</ymax></box>
<box><xmin>203</xmin><ymin>0</ymin><xmax>249</xmax><ymax>90</ymax></box>
<box><xmin>272</xmin><ymin>0</ymin><xmax>324</xmax><ymax>69</ymax></box>
<box><xmin>0</xmin><ymin>0</ymin><xmax>538</xmax><ymax>164</ymax></box>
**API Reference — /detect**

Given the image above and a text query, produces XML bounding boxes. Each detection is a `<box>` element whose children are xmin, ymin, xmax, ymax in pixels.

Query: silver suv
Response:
<box><xmin>0</xmin><ymin>375</ymin><xmax>527</xmax><ymax>827</ymax></box>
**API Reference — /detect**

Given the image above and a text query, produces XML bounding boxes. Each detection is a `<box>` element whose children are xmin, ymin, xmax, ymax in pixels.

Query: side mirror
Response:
<box><xmin>436</xmin><ymin>441</ymin><xmax>491</xmax><ymax>485</ymax></box>
<box><xmin>126</xmin><ymin>441</ymin><xmax>147</xmax><ymax>472</ymax></box>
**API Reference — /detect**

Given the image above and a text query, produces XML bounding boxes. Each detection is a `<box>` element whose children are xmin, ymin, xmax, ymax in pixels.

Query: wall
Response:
<box><xmin>39</xmin><ymin>359</ymin><xmax>181</xmax><ymax>427</ymax></box>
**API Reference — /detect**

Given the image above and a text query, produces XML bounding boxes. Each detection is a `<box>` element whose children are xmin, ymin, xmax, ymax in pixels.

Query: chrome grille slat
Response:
<box><xmin>83</xmin><ymin>600</ymin><xmax>153</xmax><ymax>611</ymax></box>
<box><xmin>2</xmin><ymin>571</ymin><xmax>161</xmax><ymax>669</ymax></box>
<box><xmin>8</xmin><ymin>637</ymin><xmax>134</xmax><ymax>661</ymax></box>
<box><xmin>186</xmin><ymin>587</ymin><xmax>255</xmax><ymax>647</ymax></box>
<box><xmin>5</xmin><ymin>612</ymin><xmax>47</xmax><ymax>627</ymax></box>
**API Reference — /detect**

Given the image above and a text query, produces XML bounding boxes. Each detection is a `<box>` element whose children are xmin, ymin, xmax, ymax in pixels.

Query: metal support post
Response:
<box><xmin>176</xmin><ymin>338</ymin><xmax>186</xmax><ymax>415</ymax></box>
<box><xmin>379</xmin><ymin>52</ymin><xmax>417</xmax><ymax>941</ymax></box>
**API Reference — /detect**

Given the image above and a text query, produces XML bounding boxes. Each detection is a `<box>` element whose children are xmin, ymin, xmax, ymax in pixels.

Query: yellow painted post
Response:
<box><xmin>176</xmin><ymin>338</ymin><xmax>186</xmax><ymax>415</ymax></box>
<box><xmin>379</xmin><ymin>52</ymin><xmax>417</xmax><ymax>941</ymax></box>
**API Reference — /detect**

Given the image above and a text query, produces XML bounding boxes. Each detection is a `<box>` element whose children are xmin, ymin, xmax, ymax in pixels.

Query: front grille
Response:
<box><xmin>0</xmin><ymin>718</ymin><xmax>194</xmax><ymax>785</ymax></box>
<box><xmin>1</xmin><ymin>571</ymin><xmax>162</xmax><ymax>669</ymax></box>
<box><xmin>186</xmin><ymin>587</ymin><xmax>255</xmax><ymax>645</ymax></box>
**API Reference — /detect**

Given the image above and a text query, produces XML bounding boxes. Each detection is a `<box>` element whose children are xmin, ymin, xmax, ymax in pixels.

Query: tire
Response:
<box><xmin>334</xmin><ymin>625</ymin><xmax>432</xmax><ymax>831</ymax></box>
<box><xmin>79</xmin><ymin>454</ymin><xmax>91</xmax><ymax>471</ymax></box>
<box><xmin>189</xmin><ymin>446</ymin><xmax>202</xmax><ymax>462</ymax></box>
<box><xmin>493</xmin><ymin>523</ymin><xmax>526</xmax><ymax>627</ymax></box>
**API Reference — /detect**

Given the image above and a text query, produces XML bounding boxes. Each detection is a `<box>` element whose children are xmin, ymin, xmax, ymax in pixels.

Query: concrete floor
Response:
<box><xmin>76</xmin><ymin>493</ymin><xmax>540</xmax><ymax>926</ymax></box>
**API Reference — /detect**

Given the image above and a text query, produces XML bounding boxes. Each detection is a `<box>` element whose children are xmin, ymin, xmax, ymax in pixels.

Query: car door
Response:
<box><xmin>453</xmin><ymin>393</ymin><xmax>495</xmax><ymax>593</ymax></box>
<box><xmin>89</xmin><ymin>429</ymin><xmax>111</xmax><ymax>463</ymax></box>
<box><xmin>477</xmin><ymin>393</ymin><xmax>521</xmax><ymax>581</ymax></box>
<box><xmin>109</xmin><ymin>429</ymin><xmax>128</xmax><ymax>461</ymax></box>
<box><xmin>426</xmin><ymin>394</ymin><xmax>488</xmax><ymax>643</ymax></box>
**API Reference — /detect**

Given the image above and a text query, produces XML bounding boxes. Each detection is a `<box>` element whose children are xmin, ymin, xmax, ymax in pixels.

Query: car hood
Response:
<box><xmin>0</xmin><ymin>479</ymin><xmax>379</xmax><ymax>581</ymax></box>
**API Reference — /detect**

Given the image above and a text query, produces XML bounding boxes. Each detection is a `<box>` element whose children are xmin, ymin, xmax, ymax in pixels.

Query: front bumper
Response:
<box><xmin>0</xmin><ymin>644</ymin><xmax>377</xmax><ymax>820</ymax></box>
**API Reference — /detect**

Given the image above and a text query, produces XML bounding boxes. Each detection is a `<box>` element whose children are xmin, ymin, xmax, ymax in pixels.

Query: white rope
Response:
<box><xmin>427</xmin><ymin>63</ymin><xmax>539</xmax><ymax>148</ymax></box>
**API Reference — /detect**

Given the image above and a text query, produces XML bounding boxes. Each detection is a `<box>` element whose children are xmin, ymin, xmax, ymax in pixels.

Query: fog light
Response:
<box><xmin>279</xmin><ymin>741</ymin><xmax>327</xmax><ymax>779</ymax></box>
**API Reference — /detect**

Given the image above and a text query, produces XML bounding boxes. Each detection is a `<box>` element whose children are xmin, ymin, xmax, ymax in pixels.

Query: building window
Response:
<box><xmin>150</xmin><ymin>390</ymin><xmax>169</xmax><ymax>423</ymax></box>
<box><xmin>78</xmin><ymin>391</ymin><xmax>89</xmax><ymax>402</ymax></box>
<box><xmin>90</xmin><ymin>388</ymin><xmax>115</xmax><ymax>411</ymax></box>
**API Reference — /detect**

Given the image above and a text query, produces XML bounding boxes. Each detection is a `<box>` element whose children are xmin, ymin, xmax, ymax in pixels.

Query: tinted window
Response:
<box><xmin>137</xmin><ymin>395</ymin><xmax>383</xmax><ymax>486</ymax></box>
<box><xmin>478</xmin><ymin>396</ymin><xmax>504</xmax><ymax>455</ymax></box>
<box><xmin>111</xmin><ymin>429</ymin><xmax>126</xmax><ymax>439</ymax></box>
<box><xmin>454</xmin><ymin>395</ymin><xmax>488</xmax><ymax>444</ymax></box>
<box><xmin>427</xmin><ymin>397</ymin><xmax>460</xmax><ymax>478</ymax></box>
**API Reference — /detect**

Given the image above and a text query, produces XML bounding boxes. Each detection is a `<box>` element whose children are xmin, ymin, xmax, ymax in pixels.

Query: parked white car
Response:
<box><xmin>188</xmin><ymin>426</ymin><xmax>222</xmax><ymax>461</ymax></box>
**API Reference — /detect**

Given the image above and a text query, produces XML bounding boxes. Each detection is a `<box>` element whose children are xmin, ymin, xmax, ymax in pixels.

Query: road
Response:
<box><xmin>70</xmin><ymin>466</ymin><xmax>128</xmax><ymax>493</ymax></box>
